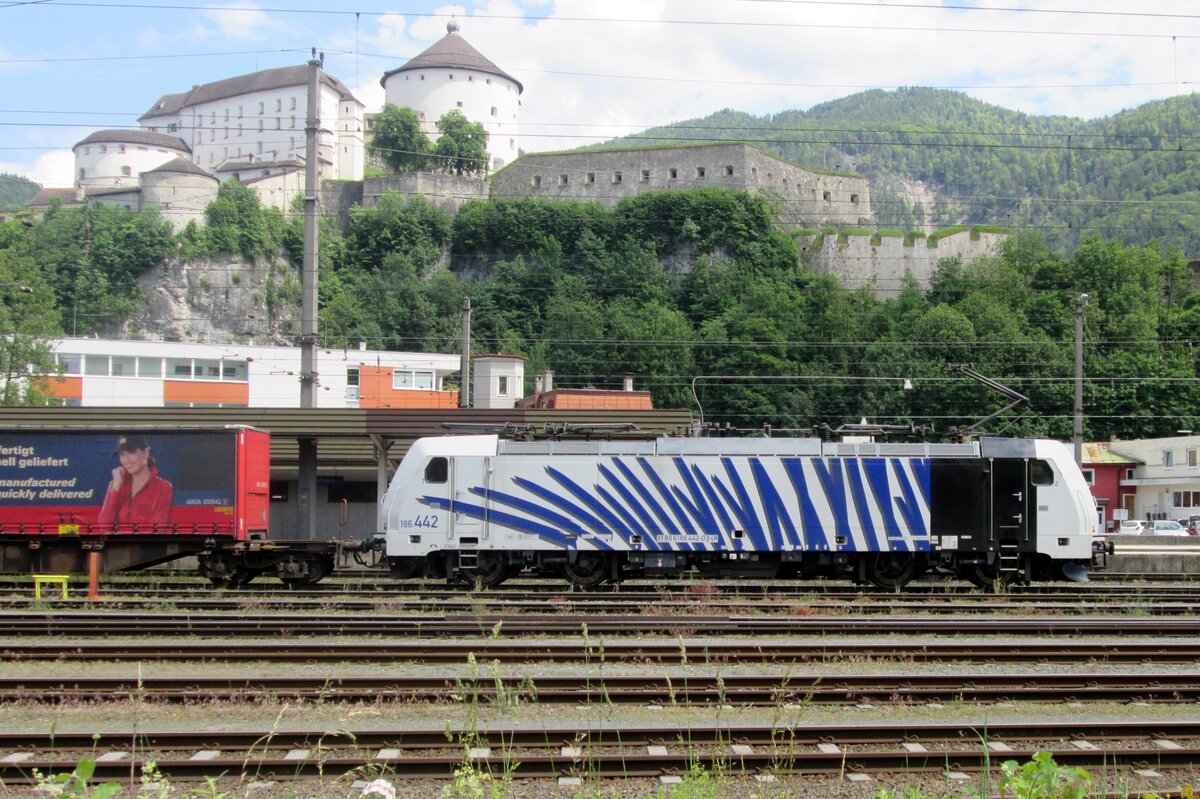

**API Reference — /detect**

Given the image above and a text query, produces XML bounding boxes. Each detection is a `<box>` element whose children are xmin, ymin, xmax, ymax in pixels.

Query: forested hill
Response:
<box><xmin>606</xmin><ymin>88</ymin><xmax>1200</xmax><ymax>255</ymax></box>
<box><xmin>0</xmin><ymin>174</ymin><xmax>40</xmax><ymax>210</ymax></box>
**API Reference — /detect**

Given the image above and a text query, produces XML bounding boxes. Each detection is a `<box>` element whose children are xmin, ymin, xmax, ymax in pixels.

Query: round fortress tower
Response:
<box><xmin>381</xmin><ymin>21</ymin><xmax>521</xmax><ymax>171</ymax></box>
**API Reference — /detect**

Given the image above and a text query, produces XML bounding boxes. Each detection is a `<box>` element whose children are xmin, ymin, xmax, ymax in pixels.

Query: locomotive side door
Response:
<box><xmin>991</xmin><ymin>458</ymin><xmax>1030</xmax><ymax>544</ymax></box>
<box><xmin>450</xmin><ymin>457</ymin><xmax>489</xmax><ymax>540</ymax></box>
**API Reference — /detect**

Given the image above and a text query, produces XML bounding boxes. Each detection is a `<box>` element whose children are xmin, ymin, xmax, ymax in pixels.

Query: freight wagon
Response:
<box><xmin>0</xmin><ymin>427</ymin><xmax>342</xmax><ymax>585</ymax></box>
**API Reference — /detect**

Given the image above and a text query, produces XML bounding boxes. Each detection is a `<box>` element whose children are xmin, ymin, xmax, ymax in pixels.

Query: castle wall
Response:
<box><xmin>488</xmin><ymin>143</ymin><xmax>872</xmax><ymax>227</ymax></box>
<box><xmin>803</xmin><ymin>230</ymin><xmax>1008</xmax><ymax>297</ymax></box>
<box><xmin>363</xmin><ymin>172</ymin><xmax>488</xmax><ymax>216</ymax></box>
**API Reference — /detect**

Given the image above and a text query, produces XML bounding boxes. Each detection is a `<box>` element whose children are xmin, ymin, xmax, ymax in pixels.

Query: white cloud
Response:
<box><xmin>0</xmin><ymin>150</ymin><xmax>75</xmax><ymax>189</ymax></box>
<box><xmin>201</xmin><ymin>3</ymin><xmax>280</xmax><ymax>41</ymax></box>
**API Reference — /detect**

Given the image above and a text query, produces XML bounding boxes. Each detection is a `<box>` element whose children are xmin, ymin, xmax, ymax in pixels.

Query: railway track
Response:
<box><xmin>5</xmin><ymin>638</ymin><xmax>1199</xmax><ymax>664</ymax></box>
<box><xmin>0</xmin><ymin>720</ymin><xmax>1195</xmax><ymax>783</ymax></box>
<box><xmin>4</xmin><ymin>671</ymin><xmax>1199</xmax><ymax>705</ymax></box>
<box><xmin>7</xmin><ymin>592</ymin><xmax>1200</xmax><ymax>615</ymax></box>
<box><xmin>2</xmin><ymin>610</ymin><xmax>1198</xmax><ymax>637</ymax></box>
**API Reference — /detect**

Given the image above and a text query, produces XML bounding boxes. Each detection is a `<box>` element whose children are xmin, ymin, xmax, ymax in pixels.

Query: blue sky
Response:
<box><xmin>3</xmin><ymin>0</ymin><xmax>1199</xmax><ymax>187</ymax></box>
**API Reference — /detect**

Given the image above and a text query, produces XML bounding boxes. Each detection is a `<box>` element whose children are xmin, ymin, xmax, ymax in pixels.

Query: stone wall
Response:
<box><xmin>802</xmin><ymin>230</ymin><xmax>1008</xmax><ymax>297</ymax></box>
<box><xmin>363</xmin><ymin>172</ymin><xmax>487</xmax><ymax>216</ymax></box>
<box><xmin>488</xmin><ymin>143</ymin><xmax>873</xmax><ymax>227</ymax></box>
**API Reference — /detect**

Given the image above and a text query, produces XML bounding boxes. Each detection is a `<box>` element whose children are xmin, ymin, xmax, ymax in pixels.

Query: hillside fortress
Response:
<box><xmin>31</xmin><ymin>21</ymin><xmax>1000</xmax><ymax>292</ymax></box>
<box><xmin>380</xmin><ymin>19</ymin><xmax>522</xmax><ymax>171</ymax></box>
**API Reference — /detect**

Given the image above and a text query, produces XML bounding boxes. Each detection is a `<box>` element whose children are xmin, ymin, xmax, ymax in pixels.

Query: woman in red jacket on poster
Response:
<box><xmin>97</xmin><ymin>434</ymin><xmax>173</xmax><ymax>527</ymax></box>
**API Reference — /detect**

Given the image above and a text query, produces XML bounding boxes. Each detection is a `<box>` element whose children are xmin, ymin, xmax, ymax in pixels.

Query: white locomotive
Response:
<box><xmin>379</xmin><ymin>435</ymin><xmax>1100</xmax><ymax>589</ymax></box>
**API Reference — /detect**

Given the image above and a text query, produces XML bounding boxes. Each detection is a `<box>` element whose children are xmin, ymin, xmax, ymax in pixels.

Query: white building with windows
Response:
<box><xmin>139</xmin><ymin>64</ymin><xmax>364</xmax><ymax>181</ymax></box>
<box><xmin>1110</xmin><ymin>435</ymin><xmax>1200</xmax><ymax>520</ymax></box>
<box><xmin>72</xmin><ymin>130</ymin><xmax>192</xmax><ymax>190</ymax></box>
<box><xmin>38</xmin><ymin>339</ymin><xmax>464</xmax><ymax>409</ymax></box>
<box><xmin>380</xmin><ymin>20</ymin><xmax>521</xmax><ymax>171</ymax></box>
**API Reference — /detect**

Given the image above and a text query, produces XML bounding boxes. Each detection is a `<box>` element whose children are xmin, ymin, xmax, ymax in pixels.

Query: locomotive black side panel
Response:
<box><xmin>931</xmin><ymin>458</ymin><xmax>989</xmax><ymax>550</ymax></box>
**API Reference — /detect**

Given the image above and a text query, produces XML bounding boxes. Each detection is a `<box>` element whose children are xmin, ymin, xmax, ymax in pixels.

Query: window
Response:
<box><xmin>1031</xmin><ymin>460</ymin><xmax>1054</xmax><ymax>486</ymax></box>
<box><xmin>237</xmin><ymin>105</ymin><xmax>242</xmax><ymax>118</ymax></box>
<box><xmin>258</xmin><ymin>120</ymin><xmax>264</xmax><ymax>132</ymax></box>
<box><xmin>425</xmin><ymin>457</ymin><xmax>448</xmax><ymax>483</ymax></box>
<box><xmin>497</xmin><ymin>375</ymin><xmax>509</xmax><ymax>396</ymax></box>
<box><xmin>99</xmin><ymin>145</ymin><xmax>107</xmax><ymax>153</ymax></box>
<box><xmin>532</xmin><ymin>175</ymin><xmax>542</xmax><ymax>189</ymax></box>
<box><xmin>586</xmin><ymin>173</ymin><xmax>595</xmax><ymax>184</ymax></box>
<box><xmin>258</xmin><ymin>101</ymin><xmax>264</xmax><ymax>114</ymax></box>
<box><xmin>222</xmin><ymin>361</ymin><xmax>248</xmax><ymax>381</ymax></box>
<box><xmin>490</xmin><ymin>106</ymin><xmax>497</xmax><ymax>116</ymax></box>
<box><xmin>1174</xmin><ymin>490</ymin><xmax>1200</xmax><ymax>506</ymax></box>
<box><xmin>224</xmin><ymin>109</ymin><xmax>229</xmax><ymax>121</ymax></box>
<box><xmin>1164</xmin><ymin>451</ymin><xmax>1176</xmax><ymax>468</ymax></box>
<box><xmin>559</xmin><ymin>174</ymin><xmax>568</xmax><ymax>185</ymax></box>
<box><xmin>167</xmin><ymin>358</ymin><xmax>192</xmax><ymax>378</ymax></box>
<box><xmin>724</xmin><ymin>165</ymin><xmax>734</xmax><ymax>176</ymax></box>
<box><xmin>613</xmin><ymin>171</ymin><xmax>622</xmax><ymax>184</ymax></box>
<box><xmin>118</xmin><ymin>145</ymin><xmax>126</xmax><ymax>154</ymax></box>
<box><xmin>696</xmin><ymin>166</ymin><xmax>706</xmax><ymax>179</ymax></box>
<box><xmin>1081</xmin><ymin>468</ymin><xmax>1095</xmax><ymax>485</ymax></box>
<box><xmin>1190</xmin><ymin>449</ymin><xmax>1198</xmax><ymax>467</ymax></box>
<box><xmin>78</xmin><ymin>168</ymin><xmax>86</xmax><ymax>180</ymax></box>
<box><xmin>851</xmin><ymin>193</ymin><xmax>860</xmax><ymax>204</ymax></box>
<box><xmin>84</xmin><ymin>355</ymin><xmax>108</xmax><ymax>376</ymax></box>
<box><xmin>110</xmin><ymin>356</ymin><xmax>135</xmax><ymax>377</ymax></box>
<box><xmin>393</xmin><ymin>369</ymin><xmax>435</xmax><ymax>390</ymax></box>
<box><xmin>823</xmin><ymin>190</ymin><xmax>833</xmax><ymax>201</ymax></box>
<box><xmin>57</xmin><ymin>354</ymin><xmax>82</xmax><ymax>375</ymax></box>
<box><xmin>290</xmin><ymin>116</ymin><xmax>296</xmax><ymax>129</ymax></box>
<box><xmin>137</xmin><ymin>357</ymin><xmax>162</xmax><ymax>378</ymax></box>
<box><xmin>276</xmin><ymin>98</ymin><xmax>282</xmax><ymax>112</ymax></box>
<box><xmin>668</xmin><ymin>168</ymin><xmax>678</xmax><ymax>179</ymax></box>
<box><xmin>456</xmin><ymin>101</ymin><xmax>464</xmax><ymax>108</ymax></box>
<box><xmin>290</xmin><ymin>97</ymin><xmax>296</xmax><ymax>110</ymax></box>
<box><xmin>641</xmin><ymin>169</ymin><xmax>650</xmax><ymax>181</ymax></box>
<box><xmin>346</xmin><ymin>367</ymin><xmax>360</xmax><ymax>399</ymax></box>
<box><xmin>1126</xmin><ymin>468</ymin><xmax>1135</xmax><ymax>480</ymax></box>
<box><xmin>121</xmin><ymin>166</ymin><xmax>131</xmax><ymax>176</ymax></box>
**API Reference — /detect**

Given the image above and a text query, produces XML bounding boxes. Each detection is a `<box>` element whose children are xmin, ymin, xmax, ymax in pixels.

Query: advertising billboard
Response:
<box><xmin>0</xmin><ymin>430</ymin><xmax>245</xmax><ymax>534</ymax></box>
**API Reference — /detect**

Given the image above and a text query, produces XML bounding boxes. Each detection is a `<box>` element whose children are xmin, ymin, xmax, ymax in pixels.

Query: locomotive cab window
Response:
<box><xmin>1031</xmin><ymin>459</ymin><xmax>1054</xmax><ymax>486</ymax></box>
<box><xmin>425</xmin><ymin>457</ymin><xmax>448</xmax><ymax>484</ymax></box>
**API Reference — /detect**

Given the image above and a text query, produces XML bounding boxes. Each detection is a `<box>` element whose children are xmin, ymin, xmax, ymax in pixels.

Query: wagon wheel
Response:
<box><xmin>200</xmin><ymin>554</ymin><xmax>254</xmax><ymax>589</ymax></box>
<box><xmin>276</xmin><ymin>553</ymin><xmax>331</xmax><ymax>588</ymax></box>
<box><xmin>864</xmin><ymin>553</ymin><xmax>917</xmax><ymax>591</ymax></box>
<box><xmin>461</xmin><ymin>551</ymin><xmax>510</xmax><ymax>588</ymax></box>
<box><xmin>563</xmin><ymin>552</ymin><xmax>611</xmax><ymax>589</ymax></box>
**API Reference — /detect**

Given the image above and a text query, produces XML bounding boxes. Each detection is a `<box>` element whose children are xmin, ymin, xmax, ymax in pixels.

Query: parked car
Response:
<box><xmin>1115</xmin><ymin>520</ymin><xmax>1147</xmax><ymax>535</ymax></box>
<box><xmin>1149</xmin><ymin>520</ymin><xmax>1192</xmax><ymax>536</ymax></box>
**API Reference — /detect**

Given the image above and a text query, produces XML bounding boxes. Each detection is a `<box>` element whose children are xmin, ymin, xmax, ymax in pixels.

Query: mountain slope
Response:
<box><xmin>606</xmin><ymin>88</ymin><xmax>1200</xmax><ymax>253</ymax></box>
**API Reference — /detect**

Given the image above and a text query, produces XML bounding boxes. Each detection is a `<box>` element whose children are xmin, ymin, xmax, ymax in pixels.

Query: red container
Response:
<box><xmin>0</xmin><ymin>427</ymin><xmax>270</xmax><ymax>539</ymax></box>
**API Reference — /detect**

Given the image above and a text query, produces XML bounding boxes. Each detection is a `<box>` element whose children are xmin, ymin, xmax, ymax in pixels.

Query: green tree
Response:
<box><xmin>434</xmin><ymin>111</ymin><xmax>489</xmax><ymax>176</ymax></box>
<box><xmin>369</xmin><ymin>104</ymin><xmax>433</xmax><ymax>172</ymax></box>
<box><xmin>0</xmin><ymin>249</ymin><xmax>61</xmax><ymax>404</ymax></box>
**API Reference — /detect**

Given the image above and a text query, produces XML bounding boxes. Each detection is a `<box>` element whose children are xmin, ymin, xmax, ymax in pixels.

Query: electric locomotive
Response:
<box><xmin>379</xmin><ymin>434</ymin><xmax>1100</xmax><ymax>589</ymax></box>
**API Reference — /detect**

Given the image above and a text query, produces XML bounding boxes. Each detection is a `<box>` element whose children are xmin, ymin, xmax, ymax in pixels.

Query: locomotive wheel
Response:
<box><xmin>959</xmin><ymin>563</ymin><xmax>1019</xmax><ymax>590</ymax></box>
<box><xmin>462</xmin><ymin>552</ymin><xmax>510</xmax><ymax>588</ymax></box>
<box><xmin>864</xmin><ymin>553</ymin><xmax>917</xmax><ymax>591</ymax></box>
<box><xmin>388</xmin><ymin>556</ymin><xmax>422</xmax><ymax>579</ymax></box>
<box><xmin>276</xmin><ymin>553</ymin><xmax>332</xmax><ymax>587</ymax></box>
<box><xmin>563</xmin><ymin>552</ymin><xmax>611</xmax><ymax>588</ymax></box>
